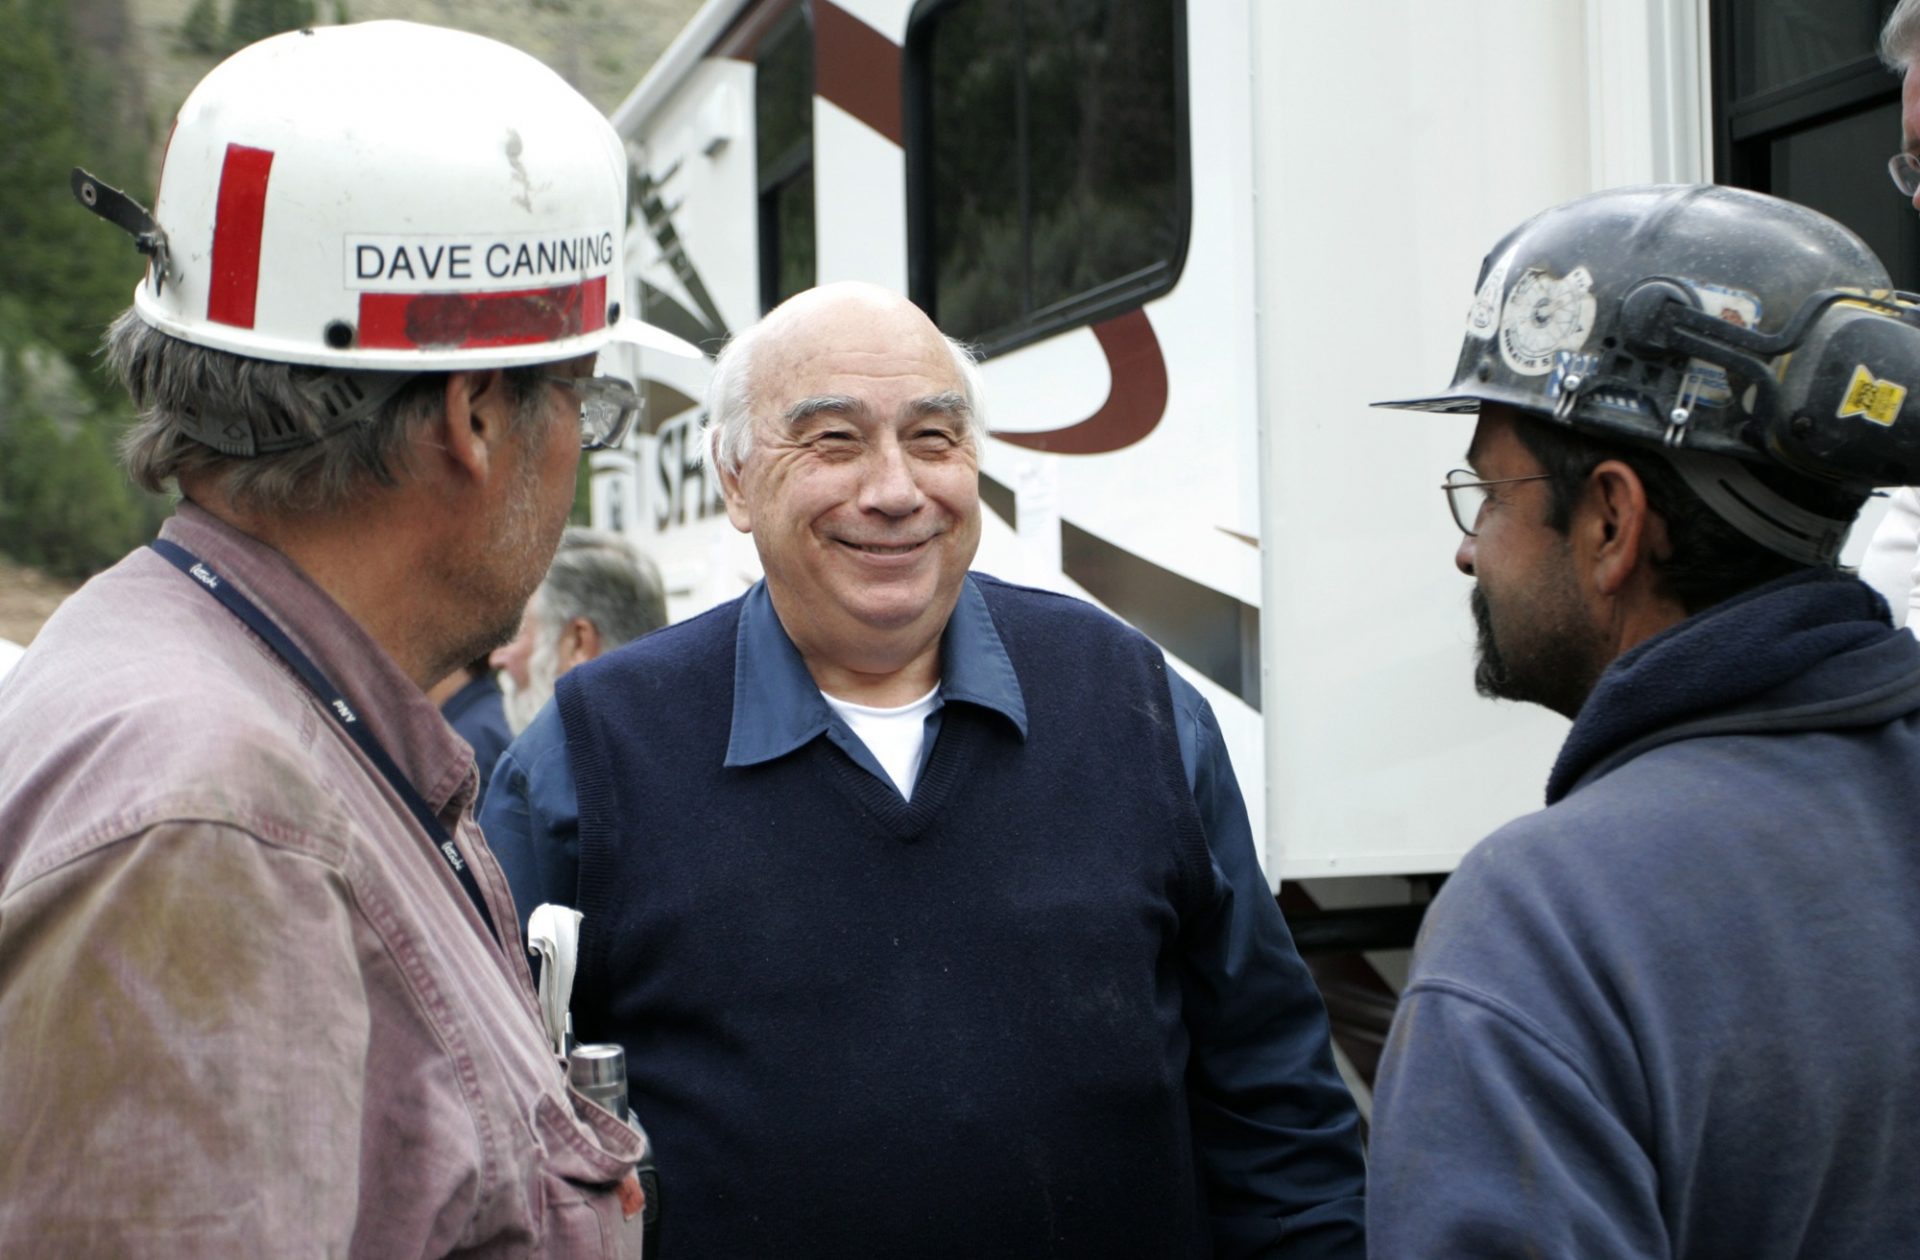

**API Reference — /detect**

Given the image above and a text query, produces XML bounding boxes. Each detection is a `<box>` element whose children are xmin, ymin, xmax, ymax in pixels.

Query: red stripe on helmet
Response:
<box><xmin>207</xmin><ymin>144</ymin><xmax>275</xmax><ymax>328</ymax></box>
<box><xmin>356</xmin><ymin>276</ymin><xmax>608</xmax><ymax>351</ymax></box>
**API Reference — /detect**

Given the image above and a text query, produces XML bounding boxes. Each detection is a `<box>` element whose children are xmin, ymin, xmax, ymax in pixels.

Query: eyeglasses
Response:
<box><xmin>546</xmin><ymin>374</ymin><xmax>642</xmax><ymax>450</ymax></box>
<box><xmin>1441</xmin><ymin>469</ymin><xmax>1553</xmax><ymax>536</ymax></box>
<box><xmin>1889</xmin><ymin>152</ymin><xmax>1920</xmax><ymax>199</ymax></box>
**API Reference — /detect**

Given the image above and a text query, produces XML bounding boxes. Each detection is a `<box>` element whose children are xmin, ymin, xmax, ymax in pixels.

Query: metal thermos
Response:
<box><xmin>568</xmin><ymin>1044</ymin><xmax>661</xmax><ymax>1246</ymax></box>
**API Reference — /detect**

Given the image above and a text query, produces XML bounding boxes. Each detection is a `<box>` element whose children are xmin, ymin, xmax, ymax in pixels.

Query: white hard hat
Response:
<box><xmin>110</xmin><ymin>21</ymin><xmax>695</xmax><ymax>370</ymax></box>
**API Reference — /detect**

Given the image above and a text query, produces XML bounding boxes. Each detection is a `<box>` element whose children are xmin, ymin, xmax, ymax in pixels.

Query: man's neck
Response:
<box><xmin>182</xmin><ymin>486</ymin><xmax>450</xmax><ymax>690</ymax></box>
<box><xmin>806</xmin><ymin>648</ymin><xmax>942</xmax><ymax>708</ymax></box>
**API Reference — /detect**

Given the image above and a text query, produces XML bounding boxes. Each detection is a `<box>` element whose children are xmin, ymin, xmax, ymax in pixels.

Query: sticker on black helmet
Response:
<box><xmin>1466</xmin><ymin>261</ymin><xmax>1508</xmax><ymax>341</ymax></box>
<box><xmin>1838</xmin><ymin>365</ymin><xmax>1907</xmax><ymax>427</ymax></box>
<box><xmin>1678</xmin><ymin>281</ymin><xmax>1761</xmax><ymax>407</ymax></box>
<box><xmin>1500</xmin><ymin>266</ymin><xmax>1595</xmax><ymax>376</ymax></box>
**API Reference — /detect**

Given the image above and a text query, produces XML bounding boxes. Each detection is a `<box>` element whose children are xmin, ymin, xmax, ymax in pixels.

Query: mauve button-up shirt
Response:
<box><xmin>0</xmin><ymin>504</ymin><xmax>644</xmax><ymax>1258</ymax></box>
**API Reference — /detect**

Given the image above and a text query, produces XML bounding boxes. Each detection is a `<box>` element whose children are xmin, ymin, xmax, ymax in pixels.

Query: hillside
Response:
<box><xmin>0</xmin><ymin>558</ymin><xmax>81</xmax><ymax>647</ymax></box>
<box><xmin>114</xmin><ymin>0</ymin><xmax>703</xmax><ymax>183</ymax></box>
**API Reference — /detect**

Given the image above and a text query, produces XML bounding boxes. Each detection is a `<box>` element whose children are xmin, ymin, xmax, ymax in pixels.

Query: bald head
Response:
<box><xmin>704</xmin><ymin>283</ymin><xmax>984</xmax><ymax>474</ymax></box>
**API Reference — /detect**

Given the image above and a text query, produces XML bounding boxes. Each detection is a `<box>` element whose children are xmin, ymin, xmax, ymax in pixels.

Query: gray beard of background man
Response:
<box><xmin>501</xmin><ymin>614</ymin><xmax>564</xmax><ymax>735</ymax></box>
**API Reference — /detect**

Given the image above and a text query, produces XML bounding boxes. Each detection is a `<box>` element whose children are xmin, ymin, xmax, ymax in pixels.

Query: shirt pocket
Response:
<box><xmin>532</xmin><ymin>1091</ymin><xmax>648</xmax><ymax>1260</ymax></box>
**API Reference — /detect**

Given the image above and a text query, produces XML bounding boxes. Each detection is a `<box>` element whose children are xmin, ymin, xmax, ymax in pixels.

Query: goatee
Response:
<box><xmin>1468</xmin><ymin>581</ymin><xmax>1598</xmax><ymax>720</ymax></box>
<box><xmin>1470</xmin><ymin>584</ymin><xmax>1512</xmax><ymax>701</ymax></box>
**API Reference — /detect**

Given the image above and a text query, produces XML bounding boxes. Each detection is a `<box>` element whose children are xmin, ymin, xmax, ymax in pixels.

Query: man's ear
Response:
<box><xmin>560</xmin><ymin>616</ymin><xmax>601</xmax><ymax>670</ymax></box>
<box><xmin>714</xmin><ymin>430</ymin><xmax>755</xmax><ymax>533</ymax></box>
<box><xmin>1583</xmin><ymin>460</ymin><xmax>1657</xmax><ymax>597</ymax></box>
<box><xmin>437</xmin><ymin>369</ymin><xmax>513</xmax><ymax>487</ymax></box>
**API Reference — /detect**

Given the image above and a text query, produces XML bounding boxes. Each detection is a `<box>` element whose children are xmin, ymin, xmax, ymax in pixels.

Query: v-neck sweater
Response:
<box><xmin>560</xmin><ymin>578</ymin><xmax>1216</xmax><ymax>1259</ymax></box>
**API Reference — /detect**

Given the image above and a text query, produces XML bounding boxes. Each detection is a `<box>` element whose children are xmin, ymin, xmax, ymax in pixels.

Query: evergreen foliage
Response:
<box><xmin>224</xmin><ymin>0</ymin><xmax>316</xmax><ymax>50</ymax></box>
<box><xmin>0</xmin><ymin>0</ymin><xmax>148</xmax><ymax>374</ymax></box>
<box><xmin>180</xmin><ymin>0</ymin><xmax>223</xmax><ymax>53</ymax></box>
<box><xmin>0</xmin><ymin>0</ymin><xmax>168</xmax><ymax>579</ymax></box>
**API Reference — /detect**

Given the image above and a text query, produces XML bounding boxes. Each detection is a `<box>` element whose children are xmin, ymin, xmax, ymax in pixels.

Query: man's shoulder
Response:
<box><xmin>590</xmin><ymin>592</ymin><xmax>742</xmax><ymax>671</ymax></box>
<box><xmin>1</xmin><ymin>600</ymin><xmax>352</xmax><ymax>885</ymax></box>
<box><xmin>558</xmin><ymin>593</ymin><xmax>745</xmax><ymax>733</ymax></box>
<box><xmin>969</xmin><ymin>572</ymin><xmax>1147</xmax><ymax>644</ymax></box>
<box><xmin>1413</xmin><ymin>753</ymin><xmax>1759</xmax><ymax>998</ymax></box>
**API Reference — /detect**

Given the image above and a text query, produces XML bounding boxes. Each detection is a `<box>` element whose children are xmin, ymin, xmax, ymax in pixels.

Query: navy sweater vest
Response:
<box><xmin>559</xmin><ymin>577</ymin><xmax>1215</xmax><ymax>1259</ymax></box>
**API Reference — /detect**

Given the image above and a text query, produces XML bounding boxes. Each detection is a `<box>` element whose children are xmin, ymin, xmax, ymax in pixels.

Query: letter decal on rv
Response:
<box><xmin>992</xmin><ymin>308</ymin><xmax>1169</xmax><ymax>455</ymax></box>
<box><xmin>813</xmin><ymin>1</ymin><xmax>904</xmax><ymax>145</ymax></box>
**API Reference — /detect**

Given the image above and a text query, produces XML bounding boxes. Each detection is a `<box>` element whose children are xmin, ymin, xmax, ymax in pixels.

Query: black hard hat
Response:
<box><xmin>1379</xmin><ymin>184</ymin><xmax>1920</xmax><ymax>562</ymax></box>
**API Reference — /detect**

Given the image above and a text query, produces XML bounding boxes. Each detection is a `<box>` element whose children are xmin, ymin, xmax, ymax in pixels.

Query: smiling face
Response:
<box><xmin>720</xmin><ymin>286</ymin><xmax>980</xmax><ymax>697</ymax></box>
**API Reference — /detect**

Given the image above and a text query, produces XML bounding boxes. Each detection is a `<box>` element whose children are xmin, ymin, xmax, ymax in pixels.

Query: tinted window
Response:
<box><xmin>1715</xmin><ymin>0</ymin><xmax>1917</xmax><ymax>288</ymax></box>
<box><xmin>757</xmin><ymin>7</ymin><xmax>816</xmax><ymax>310</ymax></box>
<box><xmin>909</xmin><ymin>0</ymin><xmax>1187</xmax><ymax>353</ymax></box>
<box><xmin>1730</xmin><ymin>0</ymin><xmax>1888</xmax><ymax>97</ymax></box>
<box><xmin>1770</xmin><ymin>100</ymin><xmax>1920</xmax><ymax>283</ymax></box>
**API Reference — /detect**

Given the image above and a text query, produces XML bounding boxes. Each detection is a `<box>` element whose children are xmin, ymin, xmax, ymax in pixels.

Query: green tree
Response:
<box><xmin>224</xmin><ymin>0</ymin><xmax>316</xmax><ymax>50</ymax></box>
<box><xmin>0</xmin><ymin>2</ymin><xmax>166</xmax><ymax>578</ymax></box>
<box><xmin>0</xmin><ymin>0</ymin><xmax>149</xmax><ymax>378</ymax></box>
<box><xmin>180</xmin><ymin>0</ymin><xmax>224</xmax><ymax>53</ymax></box>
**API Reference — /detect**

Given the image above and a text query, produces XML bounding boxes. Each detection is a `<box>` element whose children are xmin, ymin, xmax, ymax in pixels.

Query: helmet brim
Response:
<box><xmin>604</xmin><ymin>317</ymin><xmax>706</xmax><ymax>360</ymax></box>
<box><xmin>1369</xmin><ymin>393</ymin><xmax>1484</xmax><ymax>414</ymax></box>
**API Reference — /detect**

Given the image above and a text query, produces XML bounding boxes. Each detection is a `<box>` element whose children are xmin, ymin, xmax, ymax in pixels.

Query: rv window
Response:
<box><xmin>906</xmin><ymin>0</ymin><xmax>1188</xmax><ymax>354</ymax></box>
<box><xmin>757</xmin><ymin>5</ymin><xmax>816</xmax><ymax>310</ymax></box>
<box><xmin>1713</xmin><ymin>0</ymin><xmax>1919</xmax><ymax>287</ymax></box>
<box><xmin>1727</xmin><ymin>0</ymin><xmax>1884</xmax><ymax>99</ymax></box>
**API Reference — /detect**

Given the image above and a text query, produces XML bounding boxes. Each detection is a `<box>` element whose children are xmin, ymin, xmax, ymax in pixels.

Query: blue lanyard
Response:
<box><xmin>149</xmin><ymin>538</ymin><xmax>504</xmax><ymax>949</ymax></box>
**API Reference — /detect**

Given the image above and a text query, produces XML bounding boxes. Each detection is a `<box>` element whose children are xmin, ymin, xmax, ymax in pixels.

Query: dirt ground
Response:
<box><xmin>0</xmin><ymin>558</ymin><xmax>80</xmax><ymax>647</ymax></box>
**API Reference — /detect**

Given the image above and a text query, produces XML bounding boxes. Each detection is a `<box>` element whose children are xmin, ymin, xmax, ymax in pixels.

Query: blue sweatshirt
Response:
<box><xmin>1369</xmin><ymin>570</ymin><xmax>1920</xmax><ymax>1258</ymax></box>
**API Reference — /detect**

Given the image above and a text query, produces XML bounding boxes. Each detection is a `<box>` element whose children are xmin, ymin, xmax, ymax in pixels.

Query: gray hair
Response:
<box><xmin>108</xmin><ymin>310</ymin><xmax>551</xmax><ymax>516</ymax></box>
<box><xmin>700</xmin><ymin>317</ymin><xmax>987</xmax><ymax>476</ymax></box>
<box><xmin>532</xmin><ymin>526</ymin><xmax>667</xmax><ymax>651</ymax></box>
<box><xmin>1884</xmin><ymin>0</ymin><xmax>1920</xmax><ymax>70</ymax></box>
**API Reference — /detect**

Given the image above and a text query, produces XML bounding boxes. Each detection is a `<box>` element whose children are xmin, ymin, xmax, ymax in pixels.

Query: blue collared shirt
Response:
<box><xmin>440</xmin><ymin>671</ymin><xmax>511</xmax><ymax>813</ymax></box>
<box><xmin>482</xmin><ymin>575</ymin><xmax>1366</xmax><ymax>1254</ymax></box>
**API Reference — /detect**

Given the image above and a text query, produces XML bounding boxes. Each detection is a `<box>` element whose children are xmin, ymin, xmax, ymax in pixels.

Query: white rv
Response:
<box><xmin>591</xmin><ymin>0</ymin><xmax>1909</xmax><ymax>1094</ymax></box>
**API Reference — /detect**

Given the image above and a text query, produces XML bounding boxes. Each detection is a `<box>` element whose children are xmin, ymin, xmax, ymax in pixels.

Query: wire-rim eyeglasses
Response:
<box><xmin>1441</xmin><ymin>469</ymin><xmax>1554</xmax><ymax>536</ymax></box>
<box><xmin>546</xmin><ymin>374</ymin><xmax>643</xmax><ymax>451</ymax></box>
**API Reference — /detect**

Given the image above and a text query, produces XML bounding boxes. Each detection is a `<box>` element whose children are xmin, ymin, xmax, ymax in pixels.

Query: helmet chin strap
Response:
<box><xmin>1661</xmin><ymin>449</ymin><xmax>1852</xmax><ymax>566</ymax></box>
<box><xmin>176</xmin><ymin>370</ymin><xmax>417</xmax><ymax>457</ymax></box>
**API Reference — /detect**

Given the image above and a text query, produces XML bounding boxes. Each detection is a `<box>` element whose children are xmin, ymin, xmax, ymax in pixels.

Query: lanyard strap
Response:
<box><xmin>149</xmin><ymin>538</ymin><xmax>503</xmax><ymax>948</ymax></box>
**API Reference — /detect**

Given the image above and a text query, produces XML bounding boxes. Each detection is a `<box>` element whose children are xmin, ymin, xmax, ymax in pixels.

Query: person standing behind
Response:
<box><xmin>486</xmin><ymin>527</ymin><xmax>667</xmax><ymax>933</ymax></box>
<box><xmin>431</xmin><ymin>654</ymin><xmax>514</xmax><ymax>810</ymax></box>
<box><xmin>0</xmin><ymin>22</ymin><xmax>694</xmax><ymax>1256</ymax></box>
<box><xmin>1368</xmin><ymin>185</ymin><xmax>1920</xmax><ymax>1257</ymax></box>
<box><xmin>492</xmin><ymin>527</ymin><xmax>668</xmax><ymax>736</ymax></box>
<box><xmin>1858</xmin><ymin>0</ymin><xmax>1920</xmax><ymax>628</ymax></box>
<box><xmin>483</xmin><ymin>281</ymin><xmax>1366</xmax><ymax>1259</ymax></box>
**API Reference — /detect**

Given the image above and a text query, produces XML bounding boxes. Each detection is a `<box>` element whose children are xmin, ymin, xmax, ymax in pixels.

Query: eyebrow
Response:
<box><xmin>781</xmin><ymin>392</ymin><xmax>973</xmax><ymax>425</ymax></box>
<box><xmin>909</xmin><ymin>391</ymin><xmax>972</xmax><ymax>421</ymax></box>
<box><xmin>783</xmin><ymin>395</ymin><xmax>860</xmax><ymax>424</ymax></box>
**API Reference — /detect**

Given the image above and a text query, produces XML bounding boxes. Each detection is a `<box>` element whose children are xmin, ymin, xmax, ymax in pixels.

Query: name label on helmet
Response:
<box><xmin>346</xmin><ymin>230</ymin><xmax>617</xmax><ymax>292</ymax></box>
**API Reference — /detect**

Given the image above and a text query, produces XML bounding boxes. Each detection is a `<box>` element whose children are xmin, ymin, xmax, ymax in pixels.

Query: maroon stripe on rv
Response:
<box><xmin>356</xmin><ymin>276</ymin><xmax>608</xmax><ymax>351</ymax></box>
<box><xmin>713</xmin><ymin>0</ymin><xmax>803</xmax><ymax>61</ymax></box>
<box><xmin>813</xmin><ymin>1</ymin><xmax>902</xmax><ymax>146</ymax></box>
<box><xmin>992</xmin><ymin>308</ymin><xmax>1170</xmax><ymax>455</ymax></box>
<box><xmin>207</xmin><ymin>144</ymin><xmax>275</xmax><ymax>328</ymax></box>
